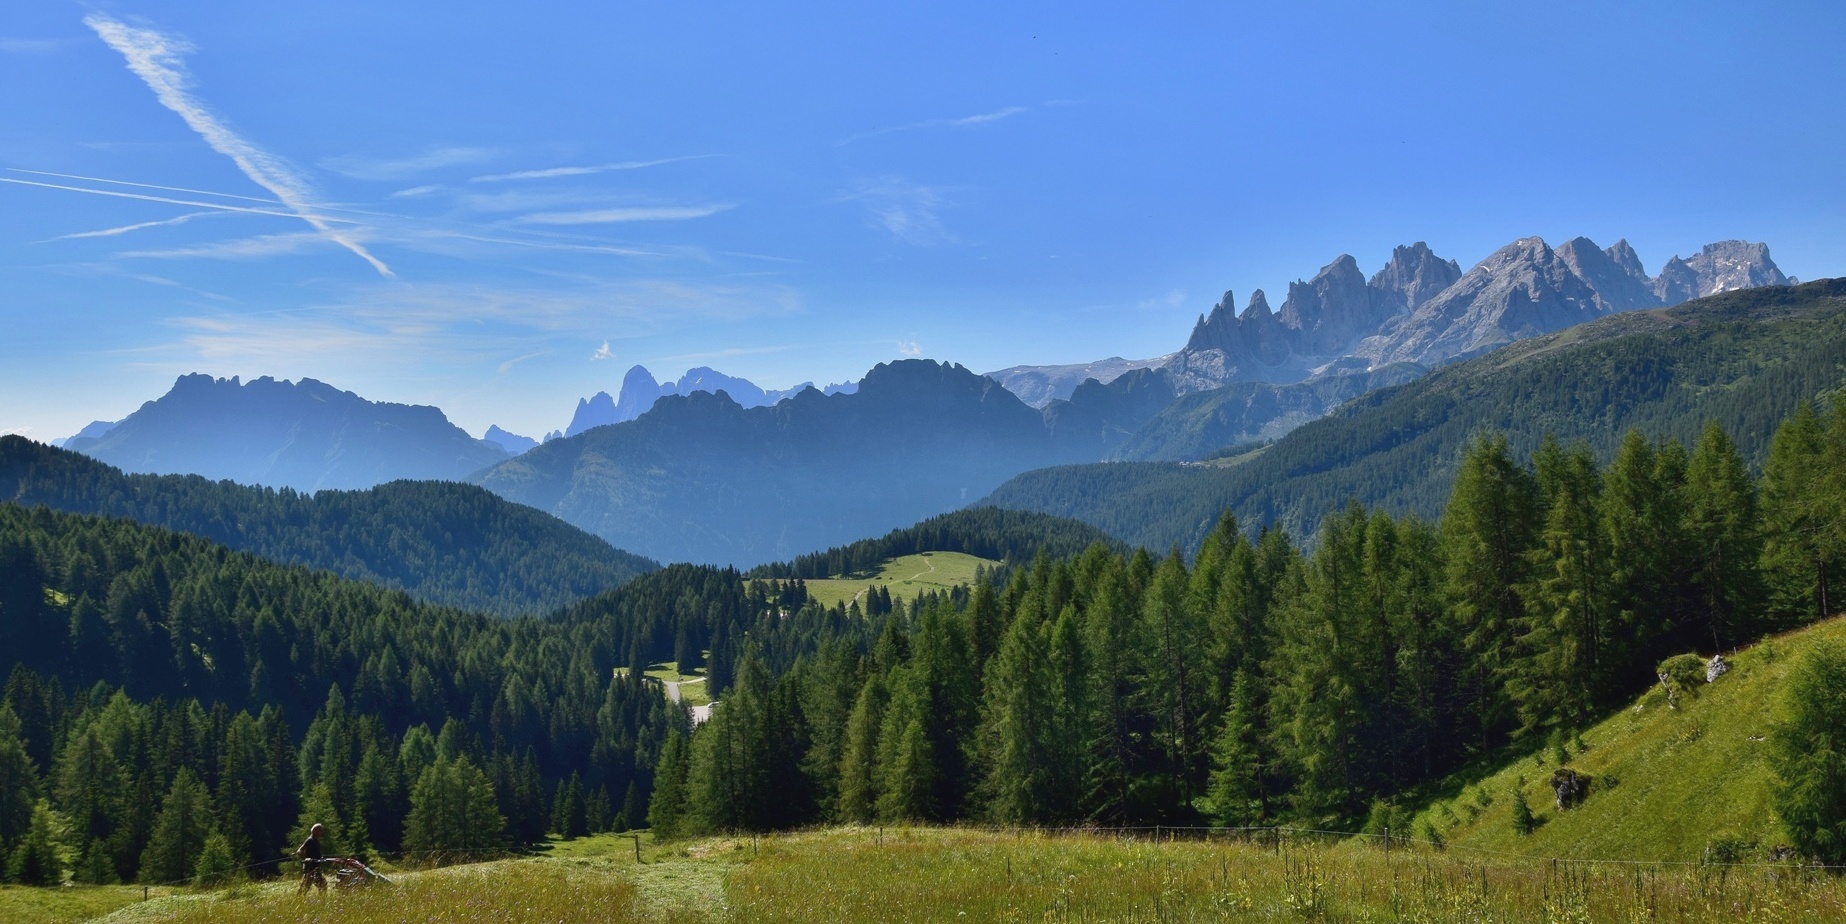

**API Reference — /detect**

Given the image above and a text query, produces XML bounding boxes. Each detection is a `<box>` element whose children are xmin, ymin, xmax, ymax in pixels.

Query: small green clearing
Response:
<box><xmin>794</xmin><ymin>551</ymin><xmax>997</xmax><ymax>610</ymax></box>
<box><xmin>642</xmin><ymin>661</ymin><xmax>711</xmax><ymax>706</ymax></box>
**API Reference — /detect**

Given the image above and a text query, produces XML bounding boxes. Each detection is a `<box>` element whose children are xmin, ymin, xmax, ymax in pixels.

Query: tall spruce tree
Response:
<box><xmin>1442</xmin><ymin>433</ymin><xmax>1540</xmax><ymax>752</ymax></box>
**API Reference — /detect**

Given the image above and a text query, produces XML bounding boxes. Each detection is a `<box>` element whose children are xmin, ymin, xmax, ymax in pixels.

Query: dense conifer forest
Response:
<box><xmin>5</xmin><ymin>353</ymin><xmax>1846</xmax><ymax>885</ymax></box>
<box><xmin>0</xmin><ymin>437</ymin><xmax>656</xmax><ymax>617</ymax></box>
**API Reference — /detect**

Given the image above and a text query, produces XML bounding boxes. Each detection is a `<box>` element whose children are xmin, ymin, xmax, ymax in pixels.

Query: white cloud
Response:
<box><xmin>592</xmin><ymin>341</ymin><xmax>615</xmax><ymax>361</ymax></box>
<box><xmin>839</xmin><ymin>106</ymin><xmax>1028</xmax><ymax>146</ymax></box>
<box><xmin>517</xmin><ymin>204</ymin><xmax>732</xmax><ymax>225</ymax></box>
<box><xmin>389</xmin><ymin>185</ymin><xmax>442</xmax><ymax>199</ymax></box>
<box><xmin>898</xmin><ymin>340</ymin><xmax>922</xmax><ymax>357</ymax></box>
<box><xmin>470</xmin><ymin>155</ymin><xmax>716</xmax><ymax>183</ymax></box>
<box><xmin>0</xmin><ymin>177</ymin><xmax>341</xmax><ymax>221</ymax></box>
<box><xmin>83</xmin><ymin>14</ymin><xmax>393</xmax><ymax>277</ymax></box>
<box><xmin>321</xmin><ymin>146</ymin><xmax>502</xmax><ymax>181</ymax></box>
<box><xmin>842</xmin><ymin>178</ymin><xmax>956</xmax><ymax>245</ymax></box>
<box><xmin>120</xmin><ymin>230</ymin><xmax>345</xmax><ymax>260</ymax></box>
<box><xmin>46</xmin><ymin>211</ymin><xmax>218</xmax><ymax>241</ymax></box>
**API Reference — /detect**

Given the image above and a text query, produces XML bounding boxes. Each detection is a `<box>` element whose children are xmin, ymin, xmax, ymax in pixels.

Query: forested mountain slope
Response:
<box><xmin>0</xmin><ymin>437</ymin><xmax>655</xmax><ymax>616</ymax></box>
<box><xmin>984</xmin><ymin>279</ymin><xmax>1846</xmax><ymax>553</ymax></box>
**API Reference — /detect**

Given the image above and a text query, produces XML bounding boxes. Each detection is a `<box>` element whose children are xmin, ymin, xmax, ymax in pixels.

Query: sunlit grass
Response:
<box><xmin>0</xmin><ymin>882</ymin><xmax>177</xmax><ymax>924</ymax></box>
<box><xmin>1419</xmin><ymin>614</ymin><xmax>1846</xmax><ymax>864</ymax></box>
<box><xmin>92</xmin><ymin>860</ymin><xmax>641</xmax><ymax>924</ymax></box>
<box><xmin>727</xmin><ymin>827</ymin><xmax>1846</xmax><ymax>923</ymax></box>
<box><xmin>798</xmin><ymin>551</ymin><xmax>997</xmax><ymax>609</ymax></box>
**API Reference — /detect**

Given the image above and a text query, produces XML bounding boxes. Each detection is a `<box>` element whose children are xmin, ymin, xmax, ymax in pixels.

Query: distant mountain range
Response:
<box><xmin>984</xmin><ymin>277</ymin><xmax>1846</xmax><ymax>553</ymax></box>
<box><xmin>65</xmin><ymin>374</ymin><xmax>511</xmax><ymax>492</ymax></box>
<box><xmin>989</xmin><ymin>238</ymin><xmax>1788</xmax><ymax>405</ymax></box>
<box><xmin>564</xmin><ymin>365</ymin><xmax>858</xmax><ymax>437</ymax></box>
<box><xmin>44</xmin><ymin>235</ymin><xmax>1798</xmax><ymax>567</ymax></box>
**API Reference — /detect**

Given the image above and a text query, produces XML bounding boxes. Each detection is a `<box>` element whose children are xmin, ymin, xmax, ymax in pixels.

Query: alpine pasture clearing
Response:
<box><xmin>793</xmin><ymin>551</ymin><xmax>997</xmax><ymax>609</ymax></box>
<box><xmin>25</xmin><ymin>827</ymin><xmax>1846</xmax><ymax>923</ymax></box>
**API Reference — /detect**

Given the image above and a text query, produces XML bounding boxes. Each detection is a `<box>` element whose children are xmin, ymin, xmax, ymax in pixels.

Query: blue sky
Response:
<box><xmin>4</xmin><ymin>1</ymin><xmax>1843</xmax><ymax>441</ymax></box>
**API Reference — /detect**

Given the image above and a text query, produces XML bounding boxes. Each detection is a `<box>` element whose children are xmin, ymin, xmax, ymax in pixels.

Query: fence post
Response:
<box><xmin>633</xmin><ymin>833</ymin><xmax>642</xmax><ymax>864</ymax></box>
<box><xmin>1384</xmin><ymin>826</ymin><xmax>1390</xmax><ymax>859</ymax></box>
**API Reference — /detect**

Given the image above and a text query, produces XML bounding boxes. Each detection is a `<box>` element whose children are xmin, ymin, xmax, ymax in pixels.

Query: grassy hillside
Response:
<box><xmin>797</xmin><ymin>551</ymin><xmax>999</xmax><ymax>609</ymax></box>
<box><xmin>47</xmin><ymin>826</ymin><xmax>1846</xmax><ymax>924</ymax></box>
<box><xmin>0</xmin><ymin>436</ymin><xmax>655</xmax><ymax>616</ymax></box>
<box><xmin>984</xmin><ymin>278</ymin><xmax>1846</xmax><ymax>552</ymax></box>
<box><xmin>1410</xmin><ymin>613</ymin><xmax>1846</xmax><ymax>864</ymax></box>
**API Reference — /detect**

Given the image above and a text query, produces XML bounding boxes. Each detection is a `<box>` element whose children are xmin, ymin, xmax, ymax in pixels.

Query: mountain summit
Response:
<box><xmin>65</xmin><ymin>374</ymin><xmax>509</xmax><ymax>491</ymax></box>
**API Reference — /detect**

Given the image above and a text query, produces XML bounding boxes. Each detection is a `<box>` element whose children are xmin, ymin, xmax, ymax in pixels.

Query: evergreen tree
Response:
<box><xmin>192</xmin><ymin>832</ymin><xmax>238</xmax><ymax>888</ymax></box>
<box><xmin>1204</xmin><ymin>670</ymin><xmax>1267</xmax><ymax>826</ymax></box>
<box><xmin>1442</xmin><ymin>433</ymin><xmax>1540</xmax><ymax>752</ymax></box>
<box><xmin>6</xmin><ymin>803</ymin><xmax>61</xmax><ymax>886</ymax></box>
<box><xmin>402</xmin><ymin>756</ymin><xmax>505</xmax><ymax>860</ymax></box>
<box><xmin>139</xmin><ymin>767</ymin><xmax>214</xmax><ymax>885</ymax></box>
<box><xmin>1770</xmin><ymin>641</ymin><xmax>1846</xmax><ymax>863</ymax></box>
<box><xmin>647</xmin><ymin>730</ymin><xmax>691</xmax><ymax>837</ymax></box>
<box><xmin>835</xmin><ymin>676</ymin><xmax>888</xmax><ymax>824</ymax></box>
<box><xmin>975</xmin><ymin>608</ymin><xmax>1057</xmax><ymax>823</ymax></box>
<box><xmin>1512</xmin><ymin>439</ymin><xmax>1610</xmax><ymax>734</ymax></box>
<box><xmin>1760</xmin><ymin>401</ymin><xmax>1844</xmax><ymax>625</ymax></box>
<box><xmin>0</xmin><ymin>705</ymin><xmax>38</xmax><ymax>856</ymax></box>
<box><xmin>1683</xmin><ymin>421</ymin><xmax>1765</xmax><ymax>649</ymax></box>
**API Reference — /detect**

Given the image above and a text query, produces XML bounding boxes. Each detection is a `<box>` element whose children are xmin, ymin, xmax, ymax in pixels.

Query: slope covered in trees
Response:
<box><xmin>0</xmin><ymin>437</ymin><xmax>656</xmax><ymax>616</ymax></box>
<box><xmin>983</xmin><ymin>279</ymin><xmax>1846</xmax><ymax>554</ymax></box>
<box><xmin>646</xmin><ymin>403</ymin><xmax>1846</xmax><ymax>856</ymax></box>
<box><xmin>0</xmin><ymin>503</ymin><xmax>742</xmax><ymax>883</ymax></box>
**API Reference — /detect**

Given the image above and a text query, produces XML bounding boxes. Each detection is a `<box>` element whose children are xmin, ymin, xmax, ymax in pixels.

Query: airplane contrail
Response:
<box><xmin>83</xmin><ymin>14</ymin><xmax>393</xmax><ymax>277</ymax></box>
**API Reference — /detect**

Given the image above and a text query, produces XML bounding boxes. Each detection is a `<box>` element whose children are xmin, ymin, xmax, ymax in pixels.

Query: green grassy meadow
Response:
<box><xmin>644</xmin><ymin>661</ymin><xmax>713</xmax><ymax>706</ymax></box>
<box><xmin>796</xmin><ymin>551</ymin><xmax>997</xmax><ymax>609</ymax></box>
<box><xmin>1410</xmin><ymin>614</ymin><xmax>1846</xmax><ymax>864</ymax></box>
<box><xmin>43</xmin><ymin>827</ymin><xmax>1846</xmax><ymax>924</ymax></box>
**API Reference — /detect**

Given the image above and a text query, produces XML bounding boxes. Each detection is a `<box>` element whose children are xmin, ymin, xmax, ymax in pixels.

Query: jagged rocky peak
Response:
<box><xmin>1278</xmin><ymin>254</ymin><xmax>1388</xmax><ymax>356</ymax></box>
<box><xmin>1244</xmin><ymin>289</ymin><xmax>1273</xmax><ymax>317</ymax></box>
<box><xmin>1183</xmin><ymin>290</ymin><xmax>1242</xmax><ymax>353</ymax></box>
<box><xmin>1369</xmin><ymin>242</ymin><xmax>1462</xmax><ymax>313</ymax></box>
<box><xmin>1667</xmin><ymin>240</ymin><xmax>1789</xmax><ymax>301</ymax></box>
<box><xmin>1606</xmin><ymin>238</ymin><xmax>1646</xmax><ymax>278</ymax></box>
<box><xmin>1556</xmin><ymin>236</ymin><xmax>1659</xmax><ymax>312</ymax></box>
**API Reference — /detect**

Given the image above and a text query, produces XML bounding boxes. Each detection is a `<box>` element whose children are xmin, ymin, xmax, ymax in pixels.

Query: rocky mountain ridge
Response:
<box><xmin>564</xmin><ymin>365</ymin><xmax>859</xmax><ymax>437</ymax></box>
<box><xmin>65</xmin><ymin>374</ymin><xmax>511</xmax><ymax>492</ymax></box>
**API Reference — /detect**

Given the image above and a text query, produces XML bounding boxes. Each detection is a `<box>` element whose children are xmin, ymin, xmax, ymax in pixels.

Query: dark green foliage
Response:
<box><xmin>1510</xmin><ymin>777</ymin><xmax>1536</xmax><ymax>836</ymax></box>
<box><xmin>0</xmin><ymin>437</ymin><xmax>656</xmax><ymax>616</ymax></box>
<box><xmin>139</xmin><ymin>767</ymin><xmax>213</xmax><ymax>885</ymax></box>
<box><xmin>6</xmin><ymin>804</ymin><xmax>60</xmax><ymax>886</ymax></box>
<box><xmin>1770</xmin><ymin>641</ymin><xmax>1846</xmax><ymax>863</ymax></box>
<box><xmin>403</xmin><ymin>756</ymin><xmax>506</xmax><ymax>858</ymax></box>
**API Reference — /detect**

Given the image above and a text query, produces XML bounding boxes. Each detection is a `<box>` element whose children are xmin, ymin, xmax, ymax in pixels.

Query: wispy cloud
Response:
<box><xmin>0</xmin><ymin>37</ymin><xmax>78</xmax><ymax>55</ymax></box>
<box><xmin>517</xmin><ymin>204</ymin><xmax>732</xmax><ymax>225</ymax></box>
<box><xmin>321</xmin><ymin>146</ymin><xmax>501</xmax><ymax>181</ymax></box>
<box><xmin>470</xmin><ymin>155</ymin><xmax>717</xmax><ymax>183</ymax></box>
<box><xmin>897</xmin><ymin>340</ymin><xmax>923</xmax><ymax>357</ymax></box>
<box><xmin>45</xmin><ymin>211</ymin><xmax>218</xmax><ymax>241</ymax></box>
<box><xmin>10</xmin><ymin>168</ymin><xmax>288</xmax><ymax>205</ymax></box>
<box><xmin>120</xmin><ymin>230</ymin><xmax>347</xmax><ymax>261</ymax></box>
<box><xmin>0</xmin><ymin>177</ymin><xmax>354</xmax><ymax>221</ymax></box>
<box><xmin>84</xmin><ymin>14</ymin><xmax>393</xmax><ymax>276</ymax></box>
<box><xmin>838</xmin><ymin>106</ymin><xmax>1028</xmax><ymax>146</ymax></box>
<box><xmin>389</xmin><ymin>185</ymin><xmax>442</xmax><ymax>199</ymax></box>
<box><xmin>592</xmin><ymin>341</ymin><xmax>615</xmax><ymax>361</ymax></box>
<box><xmin>841</xmin><ymin>178</ymin><xmax>956</xmax><ymax>245</ymax></box>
